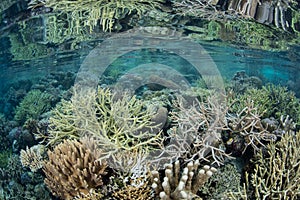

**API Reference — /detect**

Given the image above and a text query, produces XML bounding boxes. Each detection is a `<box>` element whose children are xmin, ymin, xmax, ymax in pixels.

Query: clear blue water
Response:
<box><xmin>1</xmin><ymin>37</ymin><xmax>299</xmax><ymax>98</ymax></box>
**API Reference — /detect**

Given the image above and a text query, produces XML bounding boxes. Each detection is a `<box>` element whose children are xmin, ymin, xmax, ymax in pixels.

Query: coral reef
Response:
<box><xmin>14</xmin><ymin>89</ymin><xmax>53</xmax><ymax>124</ymax></box>
<box><xmin>43</xmin><ymin>137</ymin><xmax>108</xmax><ymax>199</ymax></box>
<box><xmin>73</xmin><ymin>189</ymin><xmax>103</xmax><ymax>200</ymax></box>
<box><xmin>20</xmin><ymin>145</ymin><xmax>45</xmax><ymax>172</ymax></box>
<box><xmin>113</xmin><ymin>182</ymin><xmax>153</xmax><ymax>200</ymax></box>
<box><xmin>8</xmin><ymin>127</ymin><xmax>35</xmax><ymax>153</ymax></box>
<box><xmin>229</xmin><ymin>85</ymin><xmax>300</xmax><ymax>124</ymax></box>
<box><xmin>249</xmin><ymin>131</ymin><xmax>300</xmax><ymax>199</ymax></box>
<box><xmin>0</xmin><ymin>153</ymin><xmax>51</xmax><ymax>200</ymax></box>
<box><xmin>46</xmin><ymin>87</ymin><xmax>163</xmax><ymax>158</ymax></box>
<box><xmin>226</xmin><ymin>100</ymin><xmax>277</xmax><ymax>154</ymax></box>
<box><xmin>167</xmin><ymin>93</ymin><xmax>231</xmax><ymax>166</ymax></box>
<box><xmin>230</xmin><ymin>70</ymin><xmax>263</xmax><ymax>93</ymax></box>
<box><xmin>151</xmin><ymin>159</ymin><xmax>217</xmax><ymax>199</ymax></box>
<box><xmin>199</xmin><ymin>164</ymin><xmax>242</xmax><ymax>199</ymax></box>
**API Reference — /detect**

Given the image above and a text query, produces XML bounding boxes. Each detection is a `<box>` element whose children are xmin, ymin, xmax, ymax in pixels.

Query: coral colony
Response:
<box><xmin>0</xmin><ymin>0</ymin><xmax>299</xmax><ymax>199</ymax></box>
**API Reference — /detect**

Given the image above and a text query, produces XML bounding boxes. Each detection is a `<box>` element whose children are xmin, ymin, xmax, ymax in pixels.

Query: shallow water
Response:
<box><xmin>1</xmin><ymin>2</ymin><xmax>300</xmax><ymax>199</ymax></box>
<box><xmin>1</xmin><ymin>34</ymin><xmax>299</xmax><ymax>98</ymax></box>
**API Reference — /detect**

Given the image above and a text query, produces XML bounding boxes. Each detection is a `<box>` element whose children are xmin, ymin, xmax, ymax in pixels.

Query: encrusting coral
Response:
<box><xmin>150</xmin><ymin>159</ymin><xmax>217</xmax><ymax>199</ymax></box>
<box><xmin>43</xmin><ymin>137</ymin><xmax>108</xmax><ymax>199</ymax></box>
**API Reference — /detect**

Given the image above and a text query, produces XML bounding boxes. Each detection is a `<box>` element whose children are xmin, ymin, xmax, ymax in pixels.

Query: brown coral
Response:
<box><xmin>43</xmin><ymin>138</ymin><xmax>108</xmax><ymax>199</ymax></box>
<box><xmin>113</xmin><ymin>182</ymin><xmax>153</xmax><ymax>200</ymax></box>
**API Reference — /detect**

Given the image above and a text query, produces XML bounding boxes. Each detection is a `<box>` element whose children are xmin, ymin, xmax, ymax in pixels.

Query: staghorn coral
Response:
<box><xmin>249</xmin><ymin>131</ymin><xmax>300</xmax><ymax>199</ymax></box>
<box><xmin>20</xmin><ymin>145</ymin><xmax>45</xmax><ymax>172</ymax></box>
<box><xmin>43</xmin><ymin>137</ymin><xmax>108</xmax><ymax>199</ymax></box>
<box><xmin>110</xmin><ymin>149</ymin><xmax>150</xmax><ymax>183</ymax></box>
<box><xmin>151</xmin><ymin>159</ymin><xmax>217</xmax><ymax>199</ymax></box>
<box><xmin>46</xmin><ymin>87</ymin><xmax>163</xmax><ymax>159</ymax></box>
<box><xmin>166</xmin><ymin>93</ymin><xmax>232</xmax><ymax>166</ymax></box>
<box><xmin>226</xmin><ymin>99</ymin><xmax>277</xmax><ymax>154</ymax></box>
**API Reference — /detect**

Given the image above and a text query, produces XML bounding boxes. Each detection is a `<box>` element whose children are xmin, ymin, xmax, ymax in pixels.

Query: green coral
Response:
<box><xmin>199</xmin><ymin>164</ymin><xmax>242</xmax><ymax>199</ymax></box>
<box><xmin>46</xmin><ymin>87</ymin><xmax>162</xmax><ymax>157</ymax></box>
<box><xmin>249</xmin><ymin>131</ymin><xmax>300</xmax><ymax>199</ymax></box>
<box><xmin>14</xmin><ymin>90</ymin><xmax>53</xmax><ymax>124</ymax></box>
<box><xmin>229</xmin><ymin>84</ymin><xmax>300</xmax><ymax>124</ymax></box>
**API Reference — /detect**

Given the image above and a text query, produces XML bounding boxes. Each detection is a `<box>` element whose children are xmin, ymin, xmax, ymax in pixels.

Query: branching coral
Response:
<box><xmin>249</xmin><ymin>131</ymin><xmax>300</xmax><ymax>199</ymax></box>
<box><xmin>151</xmin><ymin>159</ymin><xmax>217</xmax><ymax>199</ymax></box>
<box><xmin>229</xmin><ymin>84</ymin><xmax>300</xmax><ymax>124</ymax></box>
<box><xmin>110</xmin><ymin>149</ymin><xmax>149</xmax><ymax>183</ymax></box>
<box><xmin>113</xmin><ymin>182</ymin><xmax>153</xmax><ymax>200</ymax></box>
<box><xmin>46</xmin><ymin>87</ymin><xmax>163</xmax><ymax>158</ymax></box>
<box><xmin>43</xmin><ymin>137</ymin><xmax>108</xmax><ymax>199</ymax></box>
<box><xmin>166</xmin><ymin>93</ymin><xmax>232</xmax><ymax>166</ymax></box>
<box><xmin>20</xmin><ymin>145</ymin><xmax>45</xmax><ymax>172</ymax></box>
<box><xmin>14</xmin><ymin>90</ymin><xmax>52</xmax><ymax>124</ymax></box>
<box><xmin>227</xmin><ymin>99</ymin><xmax>277</xmax><ymax>153</ymax></box>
